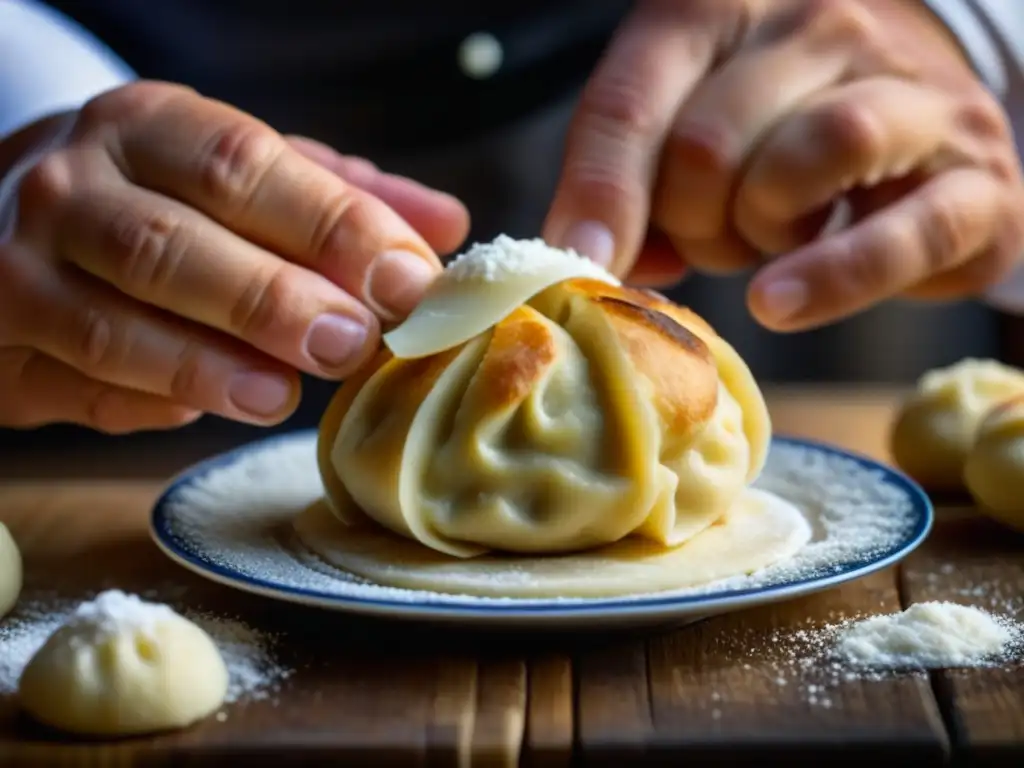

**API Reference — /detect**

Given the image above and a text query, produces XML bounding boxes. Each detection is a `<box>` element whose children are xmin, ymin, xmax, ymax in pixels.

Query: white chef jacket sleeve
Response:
<box><xmin>924</xmin><ymin>1</ymin><xmax>1024</xmax><ymax>313</ymax></box>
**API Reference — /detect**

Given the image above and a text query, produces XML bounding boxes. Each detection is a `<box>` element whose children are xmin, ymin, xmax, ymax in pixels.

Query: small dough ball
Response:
<box><xmin>889</xmin><ymin>358</ymin><xmax>1024</xmax><ymax>491</ymax></box>
<box><xmin>0</xmin><ymin>522</ymin><xmax>23</xmax><ymax>618</ymax></box>
<box><xmin>19</xmin><ymin>590</ymin><xmax>228</xmax><ymax>736</ymax></box>
<box><xmin>964</xmin><ymin>394</ymin><xmax>1024</xmax><ymax>531</ymax></box>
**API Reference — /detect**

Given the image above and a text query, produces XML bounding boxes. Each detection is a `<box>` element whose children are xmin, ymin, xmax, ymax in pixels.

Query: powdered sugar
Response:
<box><xmin>0</xmin><ymin>590</ymin><xmax>291</xmax><ymax>707</ymax></box>
<box><xmin>158</xmin><ymin>432</ymin><xmax>922</xmax><ymax>607</ymax></box>
<box><xmin>443</xmin><ymin>235</ymin><xmax>617</xmax><ymax>284</ymax></box>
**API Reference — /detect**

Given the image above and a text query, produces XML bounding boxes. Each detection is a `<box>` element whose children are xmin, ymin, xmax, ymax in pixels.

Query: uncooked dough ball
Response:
<box><xmin>889</xmin><ymin>358</ymin><xmax>1024</xmax><ymax>491</ymax></box>
<box><xmin>0</xmin><ymin>522</ymin><xmax>22</xmax><ymax>618</ymax></box>
<box><xmin>964</xmin><ymin>394</ymin><xmax>1024</xmax><ymax>532</ymax></box>
<box><xmin>19</xmin><ymin>589</ymin><xmax>228</xmax><ymax>736</ymax></box>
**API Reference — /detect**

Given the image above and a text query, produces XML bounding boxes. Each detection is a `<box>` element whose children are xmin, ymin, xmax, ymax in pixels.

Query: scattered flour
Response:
<box><xmin>705</xmin><ymin>593</ymin><xmax>1022</xmax><ymax>709</ymax></box>
<box><xmin>160</xmin><ymin>432</ymin><xmax>921</xmax><ymax>607</ymax></box>
<box><xmin>443</xmin><ymin>234</ymin><xmax>615</xmax><ymax>284</ymax></box>
<box><xmin>835</xmin><ymin>602</ymin><xmax>1017</xmax><ymax>669</ymax></box>
<box><xmin>0</xmin><ymin>590</ymin><xmax>291</xmax><ymax>707</ymax></box>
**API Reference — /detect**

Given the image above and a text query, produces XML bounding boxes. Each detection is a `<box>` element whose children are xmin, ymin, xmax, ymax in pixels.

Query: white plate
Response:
<box><xmin>149</xmin><ymin>430</ymin><xmax>932</xmax><ymax>630</ymax></box>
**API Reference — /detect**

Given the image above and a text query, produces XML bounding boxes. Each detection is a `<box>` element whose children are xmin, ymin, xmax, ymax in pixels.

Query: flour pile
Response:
<box><xmin>719</xmin><ymin>598</ymin><xmax>1024</xmax><ymax>709</ymax></box>
<box><xmin>835</xmin><ymin>601</ymin><xmax>1017</xmax><ymax>669</ymax></box>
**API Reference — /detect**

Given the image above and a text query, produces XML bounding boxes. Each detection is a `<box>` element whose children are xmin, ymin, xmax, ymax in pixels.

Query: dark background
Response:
<box><xmin>0</xmin><ymin>1</ymin><xmax>1012</xmax><ymax>465</ymax></box>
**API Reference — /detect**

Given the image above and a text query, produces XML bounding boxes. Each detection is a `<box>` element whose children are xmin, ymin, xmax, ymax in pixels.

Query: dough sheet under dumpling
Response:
<box><xmin>292</xmin><ymin>487</ymin><xmax>811</xmax><ymax>599</ymax></box>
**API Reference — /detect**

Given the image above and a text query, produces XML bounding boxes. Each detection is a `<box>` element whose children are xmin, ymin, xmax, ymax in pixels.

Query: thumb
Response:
<box><xmin>541</xmin><ymin>2</ymin><xmax>720</xmax><ymax>276</ymax></box>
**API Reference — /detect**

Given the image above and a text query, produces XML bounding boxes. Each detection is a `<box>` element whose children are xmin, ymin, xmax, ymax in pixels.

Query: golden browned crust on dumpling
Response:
<box><xmin>591</xmin><ymin>295</ymin><xmax>718</xmax><ymax>437</ymax></box>
<box><xmin>466</xmin><ymin>306</ymin><xmax>558</xmax><ymax>414</ymax></box>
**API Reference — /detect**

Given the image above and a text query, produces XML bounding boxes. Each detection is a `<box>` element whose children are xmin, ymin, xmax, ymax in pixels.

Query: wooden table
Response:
<box><xmin>1</xmin><ymin>387</ymin><xmax>1022</xmax><ymax>767</ymax></box>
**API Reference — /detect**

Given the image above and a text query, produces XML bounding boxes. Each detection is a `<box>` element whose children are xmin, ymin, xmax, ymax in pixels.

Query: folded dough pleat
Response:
<box><xmin>426</xmin><ymin>305</ymin><xmax>662</xmax><ymax>554</ymax></box>
<box><xmin>331</xmin><ymin>337</ymin><xmax>492</xmax><ymax>558</ymax></box>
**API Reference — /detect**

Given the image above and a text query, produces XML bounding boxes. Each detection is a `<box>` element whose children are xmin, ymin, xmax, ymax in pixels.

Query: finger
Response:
<box><xmin>542</xmin><ymin>2</ymin><xmax>726</xmax><ymax>275</ymax></box>
<box><xmin>734</xmin><ymin>78</ymin><xmax>956</xmax><ymax>254</ymax></box>
<box><xmin>747</xmin><ymin>168</ymin><xmax>1005</xmax><ymax>331</ymax></box>
<box><xmin>901</xmin><ymin>244</ymin><xmax>1018</xmax><ymax>301</ymax></box>
<box><xmin>669</xmin><ymin>231</ymin><xmax>762</xmax><ymax>277</ymax></box>
<box><xmin>54</xmin><ymin>170</ymin><xmax>379</xmax><ymax>379</ymax></box>
<box><xmin>654</xmin><ymin>18</ymin><xmax>850</xmax><ymax>254</ymax></box>
<box><xmin>286</xmin><ymin>136</ymin><xmax>470</xmax><ymax>256</ymax></box>
<box><xmin>14</xmin><ymin>262</ymin><xmax>301</xmax><ymax>425</ymax></box>
<box><xmin>89</xmin><ymin>84</ymin><xmax>442</xmax><ymax>321</ymax></box>
<box><xmin>0</xmin><ymin>347</ymin><xmax>200</xmax><ymax>434</ymax></box>
<box><xmin>625</xmin><ymin>228</ymin><xmax>689</xmax><ymax>287</ymax></box>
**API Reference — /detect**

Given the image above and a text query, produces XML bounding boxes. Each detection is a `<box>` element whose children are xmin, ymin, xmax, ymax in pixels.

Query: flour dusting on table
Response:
<box><xmin>158</xmin><ymin>432</ymin><xmax>920</xmax><ymax>606</ymax></box>
<box><xmin>0</xmin><ymin>590</ymin><xmax>291</xmax><ymax>706</ymax></box>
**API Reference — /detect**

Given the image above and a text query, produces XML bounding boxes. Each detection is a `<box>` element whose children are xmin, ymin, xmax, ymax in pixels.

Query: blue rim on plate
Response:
<box><xmin>149</xmin><ymin>429</ymin><xmax>933</xmax><ymax>623</ymax></box>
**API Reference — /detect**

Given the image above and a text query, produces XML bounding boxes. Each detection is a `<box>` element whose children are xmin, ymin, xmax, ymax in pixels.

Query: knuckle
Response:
<box><xmin>78</xmin><ymin>82</ymin><xmax>192</xmax><ymax>129</ymax></box>
<box><xmin>83</xmin><ymin>386</ymin><xmax>133</xmax><ymax>434</ymax></box>
<box><xmin>919</xmin><ymin>196</ymin><xmax>967</xmax><ymax>270</ymax></box>
<box><xmin>17</xmin><ymin>154</ymin><xmax>74</xmax><ymax>215</ymax></box>
<box><xmin>806</xmin><ymin>0</ymin><xmax>877</xmax><ymax>46</ymax></box>
<box><xmin>956</xmin><ymin>90</ymin><xmax>1013</xmax><ymax>143</ymax></box>
<box><xmin>229</xmin><ymin>265</ymin><xmax>294</xmax><ymax>339</ymax></box>
<box><xmin>197</xmin><ymin>123</ymin><xmax>283</xmax><ymax>207</ymax></box>
<box><xmin>563</xmin><ymin>161</ymin><xmax>645</xmax><ymax>212</ymax></box>
<box><xmin>816</xmin><ymin>100</ymin><xmax>881</xmax><ymax>164</ymax></box>
<box><xmin>577</xmin><ymin>71</ymin><xmax>663</xmax><ymax>140</ymax></box>
<box><xmin>73</xmin><ymin>308</ymin><xmax>128</xmax><ymax>375</ymax></box>
<box><xmin>101</xmin><ymin>206</ymin><xmax>187</xmax><ymax>294</ymax></box>
<box><xmin>309</xmin><ymin>191</ymin><xmax>374</xmax><ymax>265</ymax></box>
<box><xmin>665</xmin><ymin>121</ymin><xmax>735</xmax><ymax>179</ymax></box>
<box><xmin>168</xmin><ymin>343</ymin><xmax>205</xmax><ymax>404</ymax></box>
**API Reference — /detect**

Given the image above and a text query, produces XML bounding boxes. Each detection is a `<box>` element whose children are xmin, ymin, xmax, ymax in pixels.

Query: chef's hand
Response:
<box><xmin>545</xmin><ymin>0</ymin><xmax>1024</xmax><ymax>331</ymax></box>
<box><xmin>0</xmin><ymin>82</ymin><xmax>469</xmax><ymax>432</ymax></box>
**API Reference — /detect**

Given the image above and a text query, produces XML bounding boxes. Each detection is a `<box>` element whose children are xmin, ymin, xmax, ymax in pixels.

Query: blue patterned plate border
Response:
<box><xmin>149</xmin><ymin>430</ymin><xmax>932</xmax><ymax>628</ymax></box>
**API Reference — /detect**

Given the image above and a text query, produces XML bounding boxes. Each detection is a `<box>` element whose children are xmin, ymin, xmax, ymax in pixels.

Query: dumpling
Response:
<box><xmin>316</xmin><ymin>239</ymin><xmax>771</xmax><ymax>560</ymax></box>
<box><xmin>0</xmin><ymin>522</ymin><xmax>22</xmax><ymax>618</ymax></box>
<box><xmin>964</xmin><ymin>394</ymin><xmax>1024</xmax><ymax>531</ymax></box>
<box><xmin>889</xmin><ymin>358</ymin><xmax>1024</xmax><ymax>491</ymax></box>
<box><xmin>18</xmin><ymin>590</ymin><xmax>228</xmax><ymax>736</ymax></box>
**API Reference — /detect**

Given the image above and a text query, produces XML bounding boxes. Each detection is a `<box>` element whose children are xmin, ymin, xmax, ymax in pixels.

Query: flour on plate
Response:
<box><xmin>159</xmin><ymin>433</ymin><xmax>920</xmax><ymax>606</ymax></box>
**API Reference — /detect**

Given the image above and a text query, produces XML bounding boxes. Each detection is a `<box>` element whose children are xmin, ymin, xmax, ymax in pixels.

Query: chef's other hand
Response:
<box><xmin>544</xmin><ymin>0</ymin><xmax>1024</xmax><ymax>331</ymax></box>
<box><xmin>0</xmin><ymin>81</ymin><xmax>469</xmax><ymax>433</ymax></box>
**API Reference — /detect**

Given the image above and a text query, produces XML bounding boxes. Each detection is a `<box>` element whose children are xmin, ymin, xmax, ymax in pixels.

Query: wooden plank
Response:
<box><xmin>576</xmin><ymin>571</ymin><xmax>950</xmax><ymax>765</ymax></box>
<box><xmin>523</xmin><ymin>655</ymin><xmax>573</xmax><ymax>768</ymax></box>
<box><xmin>468</xmin><ymin>659</ymin><xmax>526</xmax><ymax>768</ymax></box>
<box><xmin>0</xmin><ymin>483</ymin><xmax>472</xmax><ymax>766</ymax></box>
<box><xmin>901</xmin><ymin>509</ymin><xmax>1024</xmax><ymax>765</ymax></box>
<box><xmin>575</xmin><ymin>640</ymin><xmax>655</xmax><ymax>763</ymax></box>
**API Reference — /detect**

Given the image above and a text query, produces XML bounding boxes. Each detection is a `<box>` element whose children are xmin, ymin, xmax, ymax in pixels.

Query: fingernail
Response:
<box><xmin>757</xmin><ymin>279</ymin><xmax>808</xmax><ymax>323</ymax></box>
<box><xmin>366</xmin><ymin>249</ymin><xmax>438</xmax><ymax>320</ymax></box>
<box><xmin>229</xmin><ymin>372</ymin><xmax>293</xmax><ymax>418</ymax></box>
<box><xmin>559</xmin><ymin>221</ymin><xmax>615</xmax><ymax>267</ymax></box>
<box><xmin>305</xmin><ymin>313</ymin><xmax>368</xmax><ymax>370</ymax></box>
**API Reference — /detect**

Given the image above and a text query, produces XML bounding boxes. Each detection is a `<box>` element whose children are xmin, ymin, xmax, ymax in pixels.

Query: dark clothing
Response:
<box><xmin>0</xmin><ymin>1</ymin><xmax>1000</xmax><ymax>461</ymax></box>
